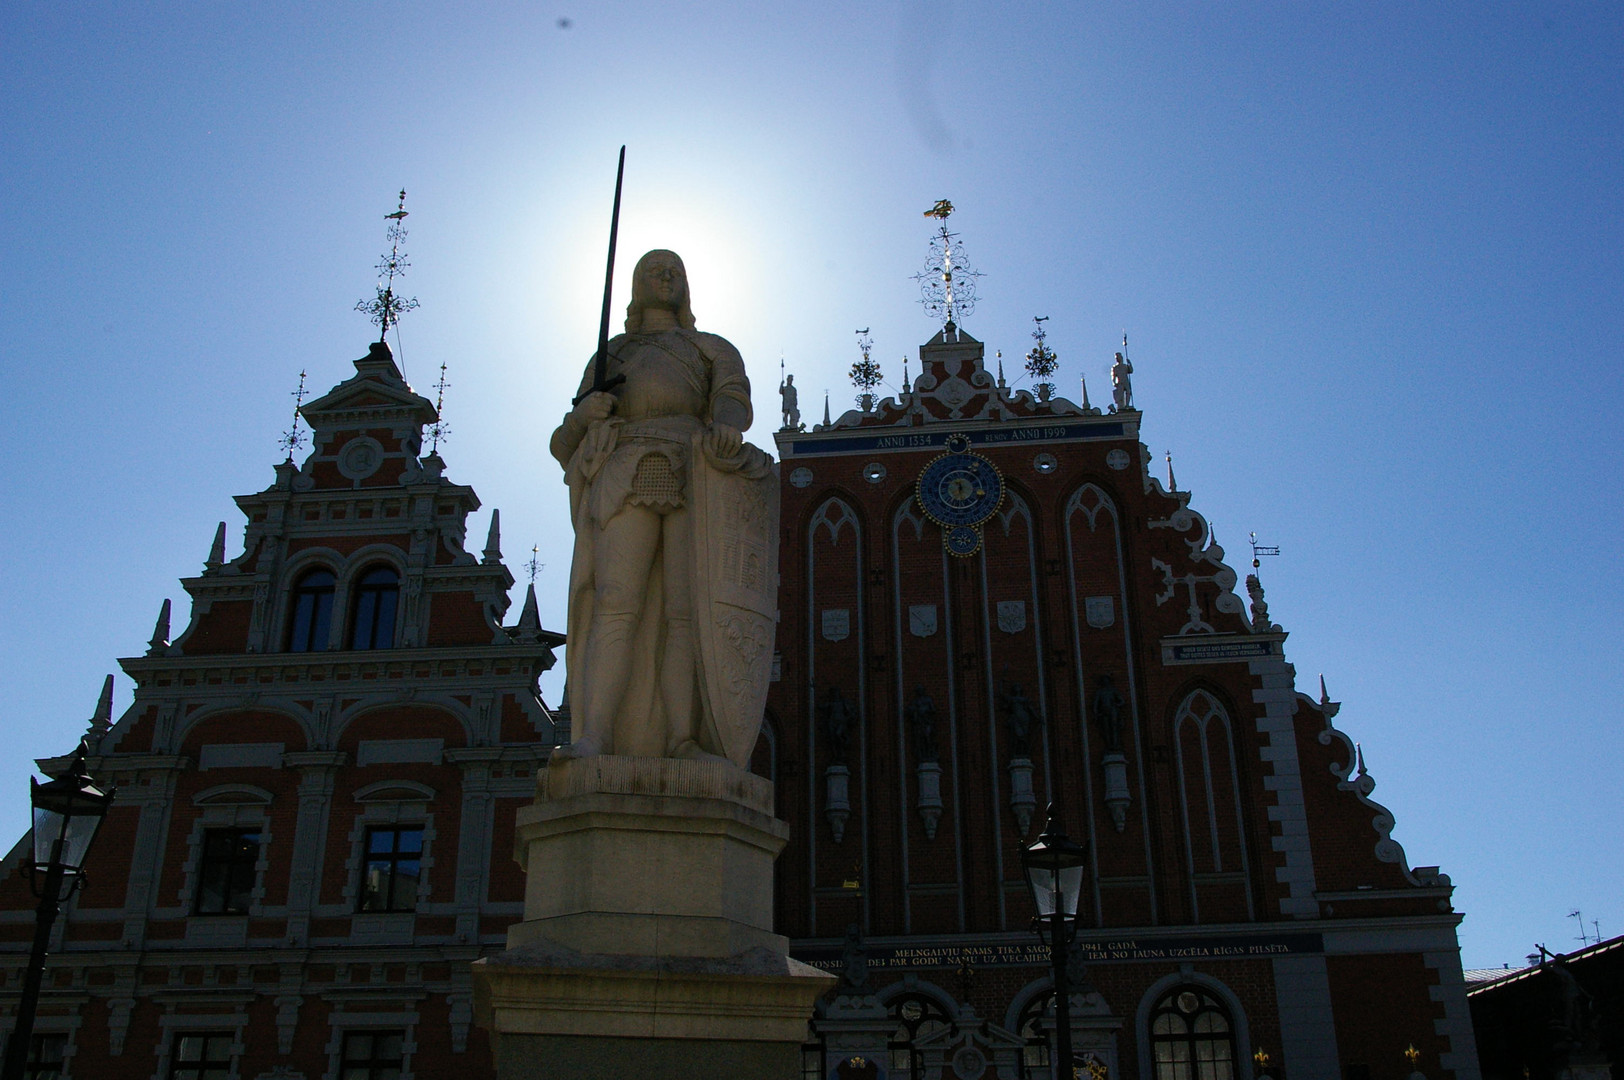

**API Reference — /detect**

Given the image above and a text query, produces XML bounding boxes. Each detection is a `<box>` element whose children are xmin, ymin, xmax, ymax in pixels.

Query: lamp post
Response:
<box><xmin>1</xmin><ymin>742</ymin><xmax>112</xmax><ymax>1080</ymax></box>
<box><xmin>1022</xmin><ymin>806</ymin><xmax>1088</xmax><ymax>1080</ymax></box>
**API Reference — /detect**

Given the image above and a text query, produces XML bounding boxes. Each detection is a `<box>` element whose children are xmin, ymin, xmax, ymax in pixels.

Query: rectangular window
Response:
<box><xmin>25</xmin><ymin>1033</ymin><xmax>66</xmax><ymax>1080</ymax></box>
<box><xmin>360</xmin><ymin>826</ymin><xmax>423</xmax><ymax>913</ymax></box>
<box><xmin>195</xmin><ymin>828</ymin><xmax>260</xmax><ymax>915</ymax></box>
<box><xmin>340</xmin><ymin>1030</ymin><xmax>404</xmax><ymax>1080</ymax></box>
<box><xmin>169</xmin><ymin>1032</ymin><xmax>233</xmax><ymax>1080</ymax></box>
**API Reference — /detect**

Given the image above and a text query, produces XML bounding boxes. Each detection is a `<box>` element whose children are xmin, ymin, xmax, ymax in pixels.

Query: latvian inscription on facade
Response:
<box><xmin>1163</xmin><ymin>639</ymin><xmax>1277</xmax><ymax>664</ymax></box>
<box><xmin>792</xmin><ymin>932</ymin><xmax>1322</xmax><ymax>974</ymax></box>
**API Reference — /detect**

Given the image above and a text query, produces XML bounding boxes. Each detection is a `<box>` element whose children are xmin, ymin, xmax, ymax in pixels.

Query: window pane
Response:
<box><xmin>395</xmin><ymin>829</ymin><xmax>423</xmax><ymax>854</ymax></box>
<box><xmin>376</xmin><ymin>1033</ymin><xmax>403</xmax><ymax>1059</ymax></box>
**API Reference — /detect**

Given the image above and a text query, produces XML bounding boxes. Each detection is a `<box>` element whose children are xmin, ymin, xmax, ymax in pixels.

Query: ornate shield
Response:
<box><xmin>689</xmin><ymin>433</ymin><xmax>781</xmax><ymax>768</ymax></box>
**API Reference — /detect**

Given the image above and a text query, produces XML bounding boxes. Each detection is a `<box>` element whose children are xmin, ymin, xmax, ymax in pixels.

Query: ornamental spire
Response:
<box><xmin>355</xmin><ymin>189</ymin><xmax>420</xmax><ymax>346</ymax></box>
<box><xmin>850</xmin><ymin>329</ymin><xmax>881</xmax><ymax>411</ymax></box>
<box><xmin>280</xmin><ymin>369</ymin><xmax>308</xmax><ymax>461</ymax></box>
<box><xmin>912</xmin><ymin>199</ymin><xmax>982</xmax><ymax>332</ymax></box>
<box><xmin>426</xmin><ymin>360</ymin><xmax>451</xmax><ymax>455</ymax></box>
<box><xmin>1025</xmin><ymin>316</ymin><xmax>1058</xmax><ymax>402</ymax></box>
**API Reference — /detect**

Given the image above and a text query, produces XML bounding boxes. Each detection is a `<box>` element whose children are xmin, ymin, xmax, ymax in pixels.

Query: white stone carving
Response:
<box><xmin>1106</xmin><ymin>448</ymin><xmax>1130</xmax><ymax>470</ymax></box>
<box><xmin>1085</xmin><ymin>595</ymin><xmax>1115</xmax><ymax>629</ymax></box>
<box><xmin>1101</xmin><ymin>751</ymin><xmax>1130</xmax><ymax>832</ymax></box>
<box><xmin>1007</xmin><ymin>757</ymin><xmax>1036</xmax><ymax>835</ymax></box>
<box><xmin>337</xmin><ymin>436</ymin><xmax>385</xmax><ymax>481</ymax></box>
<box><xmin>996</xmin><ymin>600</ymin><xmax>1026</xmax><ymax>634</ymax></box>
<box><xmin>825</xmin><ymin>764</ymin><xmax>851</xmax><ymax>843</ymax></box>
<box><xmin>822</xmin><ymin>609</ymin><xmax>851</xmax><ymax>642</ymax></box>
<box><xmin>790</xmin><ymin>466</ymin><xmax>813</xmax><ymax>488</ymax></box>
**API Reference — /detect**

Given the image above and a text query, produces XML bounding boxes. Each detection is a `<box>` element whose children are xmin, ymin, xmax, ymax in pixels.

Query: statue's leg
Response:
<box><xmin>658</xmin><ymin>506</ymin><xmax>714</xmax><ymax>760</ymax></box>
<box><xmin>565</xmin><ymin>505</ymin><xmax>659</xmax><ymax>758</ymax></box>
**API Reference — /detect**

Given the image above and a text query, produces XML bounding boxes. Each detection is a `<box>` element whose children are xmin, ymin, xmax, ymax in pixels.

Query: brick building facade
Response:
<box><xmin>0</xmin><ymin>341</ymin><xmax>564</xmax><ymax>1080</ymax></box>
<box><xmin>772</xmin><ymin>327</ymin><xmax>1479</xmax><ymax>1080</ymax></box>
<box><xmin>0</xmin><ymin>325</ymin><xmax>1478</xmax><ymax>1079</ymax></box>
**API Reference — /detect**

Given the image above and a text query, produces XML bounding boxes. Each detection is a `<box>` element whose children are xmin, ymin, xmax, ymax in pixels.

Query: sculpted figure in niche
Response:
<box><xmin>1091</xmin><ymin>674</ymin><xmax>1126</xmax><ymax>753</ymax></box>
<box><xmin>999</xmin><ymin>679</ymin><xmax>1042</xmax><ymax>758</ymax></box>
<box><xmin>549</xmin><ymin>249</ymin><xmax>774</xmax><ymax>763</ymax></box>
<box><xmin>818</xmin><ymin>685</ymin><xmax>856</xmax><ymax>767</ymax></box>
<box><xmin>906</xmin><ymin>684</ymin><xmax>940</xmax><ymax>763</ymax></box>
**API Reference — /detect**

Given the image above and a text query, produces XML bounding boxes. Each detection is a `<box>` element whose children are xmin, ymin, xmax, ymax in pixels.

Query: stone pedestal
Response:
<box><xmin>472</xmin><ymin>756</ymin><xmax>834</xmax><ymax>1079</ymax></box>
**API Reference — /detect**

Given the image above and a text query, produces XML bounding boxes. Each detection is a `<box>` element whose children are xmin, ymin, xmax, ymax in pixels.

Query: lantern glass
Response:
<box><xmin>1027</xmin><ymin>860</ymin><xmax>1086</xmax><ymax>919</ymax></box>
<box><xmin>29</xmin><ymin>771</ymin><xmax>111</xmax><ymax>876</ymax></box>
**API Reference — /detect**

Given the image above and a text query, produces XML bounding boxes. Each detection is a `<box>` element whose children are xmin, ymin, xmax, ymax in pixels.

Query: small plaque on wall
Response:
<box><xmin>1086</xmin><ymin>596</ymin><xmax>1115</xmax><ymax>629</ymax></box>
<box><xmin>821</xmin><ymin>609</ymin><xmax>850</xmax><ymax>642</ymax></box>
<box><xmin>909</xmin><ymin>604</ymin><xmax>938</xmax><ymax>637</ymax></box>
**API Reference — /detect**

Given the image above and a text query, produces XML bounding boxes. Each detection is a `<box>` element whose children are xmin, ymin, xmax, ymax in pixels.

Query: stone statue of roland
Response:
<box><xmin>549</xmin><ymin>249</ymin><xmax>779</xmax><ymax>766</ymax></box>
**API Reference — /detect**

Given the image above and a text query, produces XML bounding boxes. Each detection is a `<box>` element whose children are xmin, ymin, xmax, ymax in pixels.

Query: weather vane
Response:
<box><xmin>280</xmin><ymin>369</ymin><xmax>309</xmax><ymax>461</ymax></box>
<box><xmin>1249</xmin><ymin>531</ymin><xmax>1281</xmax><ymax>570</ymax></box>
<box><xmin>355</xmin><ymin>189</ymin><xmax>421</xmax><ymax>345</ymax></box>
<box><xmin>525</xmin><ymin>544</ymin><xmax>544</xmax><ymax>585</ymax></box>
<box><xmin>1025</xmin><ymin>316</ymin><xmax>1058</xmax><ymax>402</ymax></box>
<box><xmin>912</xmin><ymin>199</ymin><xmax>982</xmax><ymax>330</ymax></box>
<box><xmin>426</xmin><ymin>360</ymin><xmax>451</xmax><ymax>455</ymax></box>
<box><xmin>850</xmin><ymin>328</ymin><xmax>881</xmax><ymax>410</ymax></box>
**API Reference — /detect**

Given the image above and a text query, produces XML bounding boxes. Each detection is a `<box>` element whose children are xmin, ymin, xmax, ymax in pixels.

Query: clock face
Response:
<box><xmin>917</xmin><ymin>449</ymin><xmax>1004</xmax><ymax>528</ymax></box>
<box><xmin>944</xmin><ymin>525</ymin><xmax>983</xmax><ymax>557</ymax></box>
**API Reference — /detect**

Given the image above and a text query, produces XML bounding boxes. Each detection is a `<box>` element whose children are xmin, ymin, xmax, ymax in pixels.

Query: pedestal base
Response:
<box><xmin>473</xmin><ymin>756</ymin><xmax>834</xmax><ymax>1078</ymax></box>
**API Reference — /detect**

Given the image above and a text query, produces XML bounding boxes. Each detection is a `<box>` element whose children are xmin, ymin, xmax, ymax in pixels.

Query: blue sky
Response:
<box><xmin>1</xmin><ymin>3</ymin><xmax>1619</xmax><ymax>969</ymax></box>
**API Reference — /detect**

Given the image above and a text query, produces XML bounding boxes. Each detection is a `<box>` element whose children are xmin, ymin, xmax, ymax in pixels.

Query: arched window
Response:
<box><xmin>887</xmin><ymin>994</ymin><xmax>951</xmax><ymax>1079</ymax></box>
<box><xmin>1150</xmin><ymin>987</ymin><xmax>1238</xmax><ymax>1080</ymax></box>
<box><xmin>1016</xmin><ymin>992</ymin><xmax>1052</xmax><ymax>1078</ymax></box>
<box><xmin>349</xmin><ymin>566</ymin><xmax>399</xmax><ymax>650</ymax></box>
<box><xmin>287</xmin><ymin>569</ymin><xmax>335</xmax><ymax>652</ymax></box>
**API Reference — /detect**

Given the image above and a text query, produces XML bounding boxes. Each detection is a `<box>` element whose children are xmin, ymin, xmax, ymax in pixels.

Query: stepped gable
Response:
<box><xmin>160</xmin><ymin>340</ymin><xmax>544</xmax><ymax>658</ymax></box>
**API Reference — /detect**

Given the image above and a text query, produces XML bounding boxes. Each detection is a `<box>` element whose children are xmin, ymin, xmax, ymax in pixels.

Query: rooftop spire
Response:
<box><xmin>850</xmin><ymin>329</ymin><xmax>880</xmax><ymax>411</ymax></box>
<box><xmin>1025</xmin><ymin>316</ymin><xmax>1058</xmax><ymax>402</ymax></box>
<box><xmin>356</xmin><ymin>189</ymin><xmax>420</xmax><ymax>348</ymax></box>
<box><xmin>147</xmin><ymin>598</ymin><xmax>172</xmax><ymax>656</ymax></box>
<box><xmin>280</xmin><ymin>369</ymin><xmax>308</xmax><ymax>461</ymax></box>
<box><xmin>427</xmin><ymin>360</ymin><xmax>450</xmax><ymax>455</ymax></box>
<box><xmin>205</xmin><ymin>521</ymin><xmax>226</xmax><ymax>568</ymax></box>
<box><xmin>86</xmin><ymin>674</ymin><xmax>114</xmax><ymax>739</ymax></box>
<box><xmin>913</xmin><ymin>199</ymin><xmax>982</xmax><ymax>332</ymax></box>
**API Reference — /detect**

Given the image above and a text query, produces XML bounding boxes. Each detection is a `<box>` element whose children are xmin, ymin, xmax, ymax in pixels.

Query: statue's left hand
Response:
<box><xmin>703</xmin><ymin>422</ymin><xmax>742</xmax><ymax>460</ymax></box>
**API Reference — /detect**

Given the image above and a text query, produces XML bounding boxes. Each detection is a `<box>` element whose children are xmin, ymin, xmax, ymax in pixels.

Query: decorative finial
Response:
<box><xmin>1165</xmin><ymin>450</ymin><xmax>1177</xmax><ymax>492</ymax></box>
<box><xmin>147</xmin><ymin>598</ymin><xmax>172</xmax><ymax>656</ymax></box>
<box><xmin>823</xmin><ymin>391</ymin><xmax>831</xmax><ymax>427</ymax></box>
<box><xmin>355</xmin><ymin>188</ymin><xmax>421</xmax><ymax>346</ymax></box>
<box><xmin>86</xmin><ymin>675</ymin><xmax>114</xmax><ymax>738</ymax></box>
<box><xmin>525</xmin><ymin>544</ymin><xmax>543</xmax><ymax>585</ymax></box>
<box><xmin>426</xmin><ymin>360</ymin><xmax>451</xmax><ymax>455</ymax></box>
<box><xmin>206</xmin><ymin>522</ymin><xmax>226</xmax><ymax>568</ymax></box>
<box><xmin>1405</xmin><ymin>1045</ymin><xmax>1421</xmax><ymax>1069</ymax></box>
<box><xmin>901</xmin><ymin>355</ymin><xmax>911</xmax><ymax>394</ymax></box>
<box><xmin>996</xmin><ymin>350</ymin><xmax>1006</xmax><ymax>389</ymax></box>
<box><xmin>1080</xmin><ymin>373</ymin><xmax>1092</xmax><ymax>411</ymax></box>
<box><xmin>1246</xmin><ymin>573</ymin><xmax>1272</xmax><ymax>631</ymax></box>
<box><xmin>1025</xmin><ymin>316</ymin><xmax>1058</xmax><ymax>402</ymax></box>
<box><xmin>280</xmin><ymin>369</ymin><xmax>309</xmax><ymax>461</ymax></box>
<box><xmin>1355</xmin><ymin>742</ymin><xmax>1368</xmax><ymax>777</ymax></box>
<box><xmin>483</xmin><ymin>510</ymin><xmax>502</xmax><ymax>565</ymax></box>
<box><xmin>514</xmin><ymin>583</ymin><xmax>543</xmax><ymax>644</ymax></box>
<box><xmin>850</xmin><ymin>329</ymin><xmax>880</xmax><ymax>411</ymax></box>
<box><xmin>912</xmin><ymin>200</ymin><xmax>981</xmax><ymax>331</ymax></box>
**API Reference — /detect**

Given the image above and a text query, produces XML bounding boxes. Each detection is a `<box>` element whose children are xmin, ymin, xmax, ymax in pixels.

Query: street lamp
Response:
<box><xmin>2</xmin><ymin>742</ymin><xmax>112</xmax><ymax>1080</ymax></box>
<box><xmin>1022</xmin><ymin>806</ymin><xmax>1088</xmax><ymax>1080</ymax></box>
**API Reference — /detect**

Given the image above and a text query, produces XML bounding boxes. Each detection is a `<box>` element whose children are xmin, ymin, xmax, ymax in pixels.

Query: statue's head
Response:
<box><xmin>625</xmin><ymin>249</ymin><xmax>697</xmax><ymax>332</ymax></box>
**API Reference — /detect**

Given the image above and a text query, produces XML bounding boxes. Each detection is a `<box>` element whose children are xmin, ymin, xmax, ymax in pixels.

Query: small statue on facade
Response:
<box><xmin>999</xmin><ymin>680</ymin><xmax>1043</xmax><ymax>758</ymax></box>
<box><xmin>780</xmin><ymin>372</ymin><xmax>801</xmax><ymax>431</ymax></box>
<box><xmin>818</xmin><ymin>685</ymin><xmax>856</xmax><ymax>766</ymax></box>
<box><xmin>838</xmin><ymin>923</ymin><xmax>872</xmax><ymax>995</ymax></box>
<box><xmin>1110</xmin><ymin>349</ymin><xmax>1134</xmax><ymax>412</ymax></box>
<box><xmin>906</xmin><ymin>685</ymin><xmax>940</xmax><ymax>762</ymax></box>
<box><xmin>1091</xmin><ymin>674</ymin><xmax>1126</xmax><ymax>753</ymax></box>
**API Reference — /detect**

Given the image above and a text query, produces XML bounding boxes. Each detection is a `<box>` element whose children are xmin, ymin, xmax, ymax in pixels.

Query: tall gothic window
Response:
<box><xmin>1150</xmin><ymin>987</ymin><xmax>1238</xmax><ymax>1080</ymax></box>
<box><xmin>349</xmin><ymin>566</ymin><xmax>400</xmax><ymax>650</ymax></box>
<box><xmin>287</xmin><ymin>568</ymin><xmax>335</xmax><ymax>652</ymax></box>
